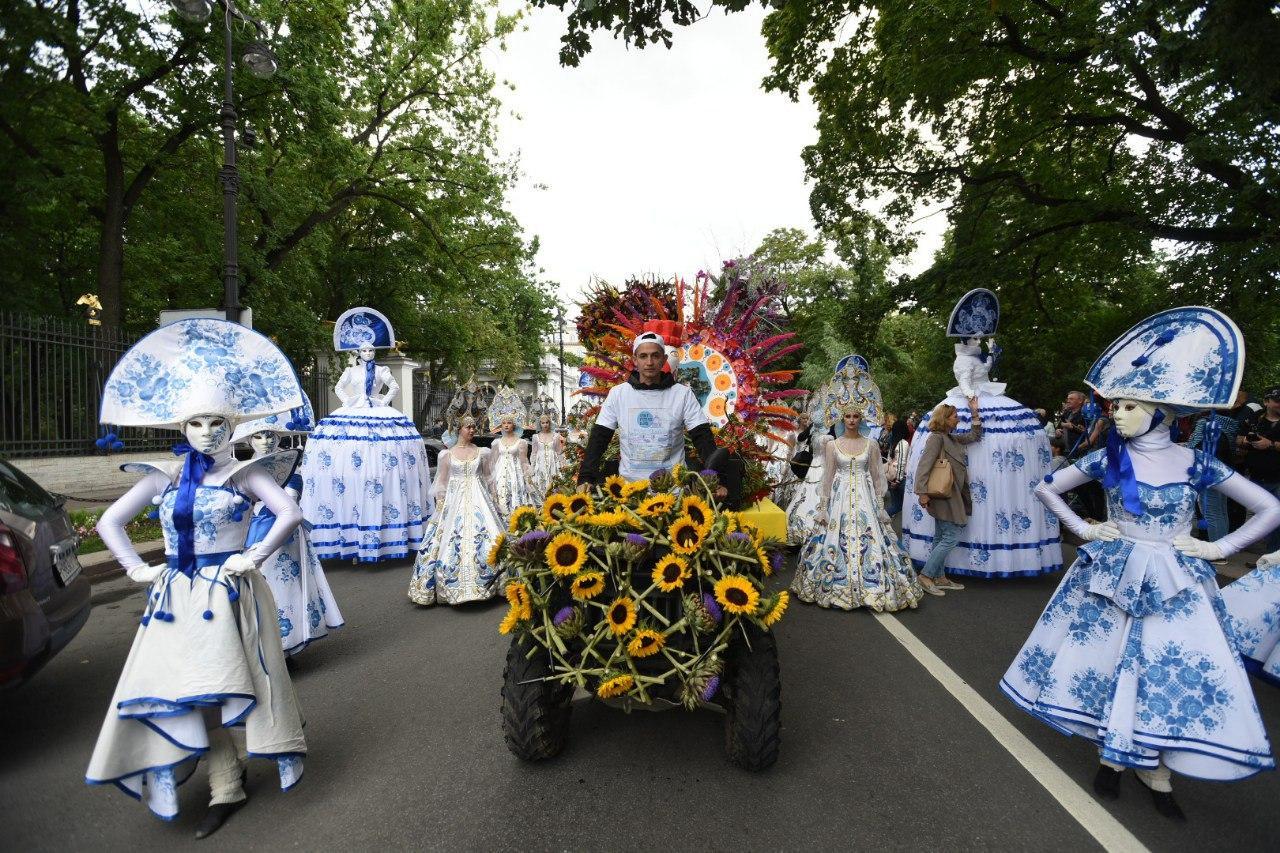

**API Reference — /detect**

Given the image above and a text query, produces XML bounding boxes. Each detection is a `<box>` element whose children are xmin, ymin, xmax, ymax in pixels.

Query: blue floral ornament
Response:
<box><xmin>947</xmin><ymin>288</ymin><xmax>1000</xmax><ymax>338</ymax></box>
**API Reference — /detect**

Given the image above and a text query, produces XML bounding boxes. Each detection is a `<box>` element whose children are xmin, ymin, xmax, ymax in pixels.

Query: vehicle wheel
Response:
<box><xmin>501</xmin><ymin>634</ymin><xmax>572</xmax><ymax>761</ymax></box>
<box><xmin>722</xmin><ymin>624</ymin><xmax>782</xmax><ymax>770</ymax></box>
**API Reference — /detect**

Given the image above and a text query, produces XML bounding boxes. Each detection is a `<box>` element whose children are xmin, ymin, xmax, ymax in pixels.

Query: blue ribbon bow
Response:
<box><xmin>364</xmin><ymin>360</ymin><xmax>376</xmax><ymax>403</ymax></box>
<box><xmin>1102</xmin><ymin>408</ymin><xmax>1163</xmax><ymax>516</ymax></box>
<box><xmin>170</xmin><ymin>442</ymin><xmax>215</xmax><ymax>577</ymax></box>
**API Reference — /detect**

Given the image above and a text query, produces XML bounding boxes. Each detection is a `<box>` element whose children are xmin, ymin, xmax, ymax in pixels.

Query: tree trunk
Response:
<box><xmin>97</xmin><ymin>119</ymin><xmax>126</xmax><ymax>328</ymax></box>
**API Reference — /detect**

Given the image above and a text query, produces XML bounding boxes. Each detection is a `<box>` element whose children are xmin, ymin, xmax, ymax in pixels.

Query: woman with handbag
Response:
<box><xmin>914</xmin><ymin>398</ymin><xmax>983</xmax><ymax>595</ymax></box>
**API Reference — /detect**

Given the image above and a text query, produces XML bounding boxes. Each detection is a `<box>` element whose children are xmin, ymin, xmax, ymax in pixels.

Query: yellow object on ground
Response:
<box><xmin>739</xmin><ymin>499</ymin><xmax>787</xmax><ymax>541</ymax></box>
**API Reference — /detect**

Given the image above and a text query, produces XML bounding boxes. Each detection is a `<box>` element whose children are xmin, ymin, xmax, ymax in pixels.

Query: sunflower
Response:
<box><xmin>596</xmin><ymin>673</ymin><xmax>634</xmax><ymax>699</ymax></box>
<box><xmin>487</xmin><ymin>532</ymin><xmax>506</xmax><ymax>567</ymax></box>
<box><xmin>605</xmin><ymin>596</ymin><xmax>638</xmax><ymax>635</ymax></box>
<box><xmin>681</xmin><ymin>494</ymin><xmax>714</xmax><ymax>534</ymax></box>
<box><xmin>651</xmin><ymin>554</ymin><xmax>690</xmax><ymax>592</ymax></box>
<box><xmin>603</xmin><ymin>474</ymin><xmax>628</xmax><ymax>501</ymax></box>
<box><xmin>622</xmin><ymin>479</ymin><xmax>650</xmax><ymax>498</ymax></box>
<box><xmin>668</xmin><ymin>515</ymin><xmax>706</xmax><ymax>554</ymax></box>
<box><xmin>508</xmin><ymin>506</ymin><xmax>537</xmax><ymax>534</ymax></box>
<box><xmin>756</xmin><ymin>545</ymin><xmax>773</xmax><ymax>576</ymax></box>
<box><xmin>637</xmin><ymin>493</ymin><xmax>677</xmax><ymax>517</ymax></box>
<box><xmin>740</xmin><ymin>519</ymin><xmax>764</xmax><ymax>545</ymax></box>
<box><xmin>761</xmin><ymin>591</ymin><xmax>790</xmax><ymax>627</ymax></box>
<box><xmin>505</xmin><ymin>580</ymin><xmax>532</xmax><ymax>619</ymax></box>
<box><xmin>583</xmin><ymin>509</ymin><xmax>627</xmax><ymax>528</ymax></box>
<box><xmin>627</xmin><ymin>629</ymin><xmax>665</xmax><ymax>658</ymax></box>
<box><xmin>565</xmin><ymin>492</ymin><xmax>594</xmax><ymax>517</ymax></box>
<box><xmin>670</xmin><ymin>463</ymin><xmax>685</xmax><ymax>482</ymax></box>
<box><xmin>570</xmin><ymin>571</ymin><xmax>606</xmax><ymax>600</ymax></box>
<box><xmin>545</xmin><ymin>531</ymin><xmax>589</xmax><ymax>576</ymax></box>
<box><xmin>714</xmin><ymin>575</ymin><xmax>760</xmax><ymax>615</ymax></box>
<box><xmin>498</xmin><ymin>607</ymin><xmax>521</xmax><ymax>635</ymax></box>
<box><xmin>722</xmin><ymin>511</ymin><xmax>740</xmax><ymax>533</ymax></box>
<box><xmin>541</xmin><ymin>493</ymin><xmax>572</xmax><ymax>526</ymax></box>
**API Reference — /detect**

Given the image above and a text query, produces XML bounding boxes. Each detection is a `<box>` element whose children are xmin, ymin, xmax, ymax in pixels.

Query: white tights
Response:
<box><xmin>1101</xmin><ymin>758</ymin><xmax>1172</xmax><ymax>793</ymax></box>
<box><xmin>203</xmin><ymin>709</ymin><xmax>247</xmax><ymax>806</ymax></box>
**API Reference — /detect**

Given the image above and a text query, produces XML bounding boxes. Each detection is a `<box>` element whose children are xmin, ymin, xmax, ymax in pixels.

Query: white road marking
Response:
<box><xmin>872</xmin><ymin>611</ymin><xmax>1150</xmax><ymax>853</ymax></box>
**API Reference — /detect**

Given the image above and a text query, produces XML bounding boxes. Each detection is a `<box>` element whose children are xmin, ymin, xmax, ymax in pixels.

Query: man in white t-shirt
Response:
<box><xmin>578</xmin><ymin>332</ymin><xmax>725</xmax><ymax>495</ymax></box>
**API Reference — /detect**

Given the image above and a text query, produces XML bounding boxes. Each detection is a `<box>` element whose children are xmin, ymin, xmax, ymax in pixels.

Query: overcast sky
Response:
<box><xmin>488</xmin><ymin>6</ymin><xmax>944</xmax><ymax>306</ymax></box>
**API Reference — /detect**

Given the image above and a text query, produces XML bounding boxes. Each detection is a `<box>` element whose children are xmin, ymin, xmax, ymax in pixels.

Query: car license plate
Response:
<box><xmin>51</xmin><ymin>538</ymin><xmax>82</xmax><ymax>586</ymax></box>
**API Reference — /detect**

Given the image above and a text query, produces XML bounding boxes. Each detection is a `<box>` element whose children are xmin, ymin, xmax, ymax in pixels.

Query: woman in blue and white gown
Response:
<box><xmin>902</xmin><ymin>337</ymin><xmax>1062</xmax><ymax>578</ymax></box>
<box><xmin>408</xmin><ymin>417</ymin><xmax>504</xmax><ymax>606</ymax></box>
<box><xmin>490</xmin><ymin>413</ymin><xmax>537</xmax><ymax>527</ymax></box>
<box><xmin>1221</xmin><ymin>548</ymin><xmax>1280</xmax><ymax>687</ymax></box>
<box><xmin>300</xmin><ymin>342</ymin><xmax>430</xmax><ymax>563</ymax></box>
<box><xmin>787</xmin><ymin>429</ymin><xmax>833</xmax><ymax>545</ymax></box>
<box><xmin>1002</xmin><ymin>400</ymin><xmax>1280</xmax><ymax>810</ymax></box>
<box><xmin>86</xmin><ymin>318</ymin><xmax>306</xmax><ymax>834</ymax></box>
<box><xmin>793</xmin><ymin>407</ymin><xmax>922</xmax><ymax>611</ymax></box>
<box><xmin>241</xmin><ymin>429</ymin><xmax>344</xmax><ymax>657</ymax></box>
<box><xmin>529</xmin><ymin>414</ymin><xmax>565</xmax><ymax>499</ymax></box>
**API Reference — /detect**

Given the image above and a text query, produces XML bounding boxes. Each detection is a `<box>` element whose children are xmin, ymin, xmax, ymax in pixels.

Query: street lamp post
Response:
<box><xmin>556</xmin><ymin>306</ymin><xmax>566</xmax><ymax>418</ymax></box>
<box><xmin>168</xmin><ymin>0</ymin><xmax>278</xmax><ymax>325</ymax></box>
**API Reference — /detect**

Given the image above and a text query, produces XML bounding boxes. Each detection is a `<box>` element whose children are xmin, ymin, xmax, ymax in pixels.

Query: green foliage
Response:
<box><xmin>0</xmin><ymin>0</ymin><xmax>553</xmax><ymax>380</ymax></box>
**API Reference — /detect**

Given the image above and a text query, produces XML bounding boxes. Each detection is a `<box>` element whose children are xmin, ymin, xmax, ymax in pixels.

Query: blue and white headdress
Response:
<box><xmin>100</xmin><ymin>319</ymin><xmax>303</xmax><ymax>430</ymax></box>
<box><xmin>1085</xmin><ymin>306</ymin><xmax>1243</xmax><ymax>413</ymax></box>
<box><xmin>835</xmin><ymin>353</ymin><xmax>870</xmax><ymax>373</ymax></box>
<box><xmin>230</xmin><ymin>391</ymin><xmax>315</xmax><ymax>445</ymax></box>
<box><xmin>487</xmin><ymin>385</ymin><xmax>527</xmax><ymax>427</ymax></box>
<box><xmin>947</xmin><ymin>288</ymin><xmax>1000</xmax><ymax>338</ymax></box>
<box><xmin>333</xmin><ymin>306</ymin><xmax>395</xmax><ymax>352</ymax></box>
<box><xmin>807</xmin><ymin>357</ymin><xmax>885</xmax><ymax>437</ymax></box>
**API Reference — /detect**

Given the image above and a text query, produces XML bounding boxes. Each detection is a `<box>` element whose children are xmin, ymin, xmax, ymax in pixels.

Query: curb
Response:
<box><xmin>81</xmin><ymin>539</ymin><xmax>165</xmax><ymax>584</ymax></box>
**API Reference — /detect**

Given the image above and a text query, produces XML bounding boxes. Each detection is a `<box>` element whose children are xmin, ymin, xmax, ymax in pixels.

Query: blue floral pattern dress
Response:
<box><xmin>1221</xmin><ymin>562</ymin><xmax>1280</xmax><ymax>687</ymax></box>
<box><xmin>1001</xmin><ymin>450</ymin><xmax>1275</xmax><ymax>780</ymax></box>
<box><xmin>245</xmin><ymin>472</ymin><xmax>345</xmax><ymax>656</ymax></box>
<box><xmin>408</xmin><ymin>448</ymin><xmax>503</xmax><ymax>605</ymax></box>
<box><xmin>793</xmin><ymin>442</ymin><xmax>922</xmax><ymax>611</ymax></box>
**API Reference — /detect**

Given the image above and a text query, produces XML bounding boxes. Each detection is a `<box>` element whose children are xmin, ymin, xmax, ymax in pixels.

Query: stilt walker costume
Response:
<box><xmin>232</xmin><ymin>395</ymin><xmax>345</xmax><ymax>657</ymax></box>
<box><xmin>1221</xmin><ymin>548</ymin><xmax>1280</xmax><ymax>687</ymax></box>
<box><xmin>1001</xmin><ymin>307</ymin><xmax>1280</xmax><ymax>814</ymax></box>
<box><xmin>300</xmin><ymin>307</ymin><xmax>430</xmax><ymax>562</ymax></box>
<box><xmin>86</xmin><ymin>319</ymin><xmax>307</xmax><ymax>829</ymax></box>
<box><xmin>902</xmin><ymin>290</ymin><xmax>1063</xmax><ymax>578</ymax></box>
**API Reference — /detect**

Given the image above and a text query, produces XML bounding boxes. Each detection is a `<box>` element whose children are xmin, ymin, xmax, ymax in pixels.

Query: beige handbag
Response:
<box><xmin>923</xmin><ymin>454</ymin><xmax>955</xmax><ymax>499</ymax></box>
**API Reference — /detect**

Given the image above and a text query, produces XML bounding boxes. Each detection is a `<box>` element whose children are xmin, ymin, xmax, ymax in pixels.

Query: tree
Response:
<box><xmin>1</xmin><ymin>0</ymin><xmax>554</xmax><ymax>379</ymax></box>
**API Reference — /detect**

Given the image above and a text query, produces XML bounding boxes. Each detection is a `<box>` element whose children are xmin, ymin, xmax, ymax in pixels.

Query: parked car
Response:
<box><xmin>0</xmin><ymin>457</ymin><xmax>92</xmax><ymax>689</ymax></box>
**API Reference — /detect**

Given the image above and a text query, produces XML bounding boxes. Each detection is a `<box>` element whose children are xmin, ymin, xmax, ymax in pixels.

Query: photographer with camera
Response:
<box><xmin>1239</xmin><ymin>386</ymin><xmax>1280</xmax><ymax>553</ymax></box>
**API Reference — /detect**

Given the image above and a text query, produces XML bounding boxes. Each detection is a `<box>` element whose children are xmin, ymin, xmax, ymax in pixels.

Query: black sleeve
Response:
<box><xmin>577</xmin><ymin>423</ymin><xmax>616</xmax><ymax>485</ymax></box>
<box><xmin>688</xmin><ymin>423</ymin><xmax>719</xmax><ymax>472</ymax></box>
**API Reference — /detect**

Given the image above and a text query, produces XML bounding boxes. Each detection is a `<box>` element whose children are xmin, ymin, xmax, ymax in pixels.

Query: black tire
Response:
<box><xmin>722</xmin><ymin>624</ymin><xmax>782</xmax><ymax>770</ymax></box>
<box><xmin>501</xmin><ymin>635</ymin><xmax>573</xmax><ymax>761</ymax></box>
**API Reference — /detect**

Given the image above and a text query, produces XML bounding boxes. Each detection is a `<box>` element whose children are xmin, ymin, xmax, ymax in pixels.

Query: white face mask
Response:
<box><xmin>358</xmin><ymin>344</ymin><xmax>376</xmax><ymax>363</ymax></box>
<box><xmin>1111</xmin><ymin>399</ymin><xmax>1163</xmax><ymax>439</ymax></box>
<box><xmin>184</xmin><ymin>414</ymin><xmax>231</xmax><ymax>455</ymax></box>
<box><xmin>250</xmin><ymin>431</ymin><xmax>280</xmax><ymax>456</ymax></box>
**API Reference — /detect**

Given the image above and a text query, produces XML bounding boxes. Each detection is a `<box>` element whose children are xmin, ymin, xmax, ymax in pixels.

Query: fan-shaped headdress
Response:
<box><xmin>230</xmin><ymin>391</ymin><xmax>316</xmax><ymax>444</ymax></box>
<box><xmin>947</xmin><ymin>288</ymin><xmax>1000</xmax><ymax>338</ymax></box>
<box><xmin>333</xmin><ymin>306</ymin><xmax>395</xmax><ymax>352</ymax></box>
<box><xmin>487</xmin><ymin>385</ymin><xmax>527</xmax><ymax>427</ymax></box>
<box><xmin>100</xmin><ymin>319</ymin><xmax>303</xmax><ymax>430</ymax></box>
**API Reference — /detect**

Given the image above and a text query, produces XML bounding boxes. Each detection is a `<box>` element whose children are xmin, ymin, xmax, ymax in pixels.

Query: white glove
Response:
<box><xmin>1256</xmin><ymin>550</ymin><xmax>1279</xmax><ymax>570</ymax></box>
<box><xmin>814</xmin><ymin>512</ymin><xmax>829</xmax><ymax>528</ymax></box>
<box><xmin>878</xmin><ymin>509</ymin><xmax>892</xmax><ymax>525</ymax></box>
<box><xmin>221</xmin><ymin>553</ymin><xmax>258</xmax><ymax>576</ymax></box>
<box><xmin>1080</xmin><ymin>521</ymin><xmax>1121</xmax><ymax>542</ymax></box>
<box><xmin>1173</xmin><ymin>535</ymin><xmax>1225</xmax><ymax>562</ymax></box>
<box><xmin>126</xmin><ymin>563</ymin><xmax>166</xmax><ymax>584</ymax></box>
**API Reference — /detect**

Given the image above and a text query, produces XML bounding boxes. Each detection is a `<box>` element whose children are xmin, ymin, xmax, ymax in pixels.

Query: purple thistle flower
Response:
<box><xmin>701</xmin><ymin>676</ymin><xmax>721</xmax><ymax>701</ymax></box>
<box><xmin>729</xmin><ymin>532</ymin><xmax>751</xmax><ymax>543</ymax></box>
<box><xmin>702</xmin><ymin>592</ymin><xmax>723</xmax><ymax>623</ymax></box>
<box><xmin>769</xmin><ymin>550</ymin><xmax>785</xmax><ymax>573</ymax></box>
<box><xmin>699</xmin><ymin>469</ymin><xmax>717</xmax><ymax>479</ymax></box>
<box><xmin>625</xmin><ymin>533</ymin><xmax>649</xmax><ymax>547</ymax></box>
<box><xmin>518</xmin><ymin>530</ymin><xmax>551</xmax><ymax>546</ymax></box>
<box><xmin>649</xmin><ymin>467</ymin><xmax>669</xmax><ymax>481</ymax></box>
<box><xmin>553</xmin><ymin>606</ymin><xmax>575</xmax><ymax>626</ymax></box>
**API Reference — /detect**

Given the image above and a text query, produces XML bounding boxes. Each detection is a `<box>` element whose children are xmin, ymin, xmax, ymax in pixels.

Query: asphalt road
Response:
<box><xmin>3</xmin><ymin>553</ymin><xmax>1278</xmax><ymax>852</ymax></box>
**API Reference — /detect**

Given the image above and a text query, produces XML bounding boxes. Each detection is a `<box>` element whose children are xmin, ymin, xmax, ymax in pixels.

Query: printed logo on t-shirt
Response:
<box><xmin>636</xmin><ymin>410</ymin><xmax>656</xmax><ymax>428</ymax></box>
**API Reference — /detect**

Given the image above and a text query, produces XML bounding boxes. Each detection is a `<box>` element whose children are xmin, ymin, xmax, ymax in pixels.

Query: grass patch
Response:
<box><xmin>69</xmin><ymin>507</ymin><xmax>163</xmax><ymax>556</ymax></box>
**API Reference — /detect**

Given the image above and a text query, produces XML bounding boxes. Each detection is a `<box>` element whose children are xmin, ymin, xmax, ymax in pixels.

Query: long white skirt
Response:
<box><xmin>86</xmin><ymin>568</ymin><xmax>305</xmax><ymax>819</ymax></box>
<box><xmin>1221</xmin><ymin>564</ymin><xmax>1280</xmax><ymax>687</ymax></box>
<box><xmin>786</xmin><ymin>456</ymin><xmax>826</xmax><ymax>546</ymax></box>
<box><xmin>247</xmin><ymin>510</ymin><xmax>345</xmax><ymax>656</ymax></box>
<box><xmin>902</xmin><ymin>393</ymin><xmax>1063</xmax><ymax>578</ymax></box>
<box><xmin>300</xmin><ymin>406</ymin><xmax>430</xmax><ymax>562</ymax></box>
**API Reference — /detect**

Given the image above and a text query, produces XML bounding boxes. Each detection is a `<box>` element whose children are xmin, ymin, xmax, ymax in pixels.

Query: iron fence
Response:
<box><xmin>0</xmin><ymin>312</ymin><xmax>171</xmax><ymax>458</ymax></box>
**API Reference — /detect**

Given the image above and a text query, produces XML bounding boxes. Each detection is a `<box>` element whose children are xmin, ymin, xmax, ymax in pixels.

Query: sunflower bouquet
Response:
<box><xmin>492</xmin><ymin>467</ymin><xmax>788</xmax><ymax>709</ymax></box>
